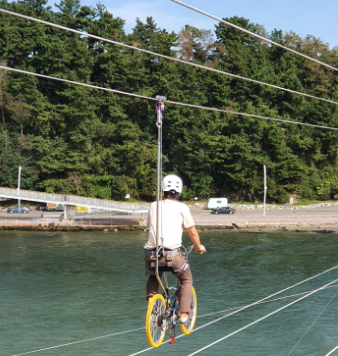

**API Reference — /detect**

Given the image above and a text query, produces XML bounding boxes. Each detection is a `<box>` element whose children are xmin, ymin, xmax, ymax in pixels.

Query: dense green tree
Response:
<box><xmin>177</xmin><ymin>25</ymin><xmax>215</xmax><ymax>63</ymax></box>
<box><xmin>1</xmin><ymin>0</ymin><xmax>338</xmax><ymax>202</ymax></box>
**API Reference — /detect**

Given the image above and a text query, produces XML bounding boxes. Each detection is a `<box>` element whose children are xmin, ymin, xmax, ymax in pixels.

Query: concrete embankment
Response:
<box><xmin>195</xmin><ymin>222</ymin><xmax>338</xmax><ymax>233</ymax></box>
<box><xmin>0</xmin><ymin>224</ymin><xmax>146</xmax><ymax>232</ymax></box>
<box><xmin>193</xmin><ymin>213</ymin><xmax>338</xmax><ymax>232</ymax></box>
<box><xmin>0</xmin><ymin>217</ymin><xmax>147</xmax><ymax>232</ymax></box>
<box><xmin>1</xmin><ymin>218</ymin><xmax>338</xmax><ymax>233</ymax></box>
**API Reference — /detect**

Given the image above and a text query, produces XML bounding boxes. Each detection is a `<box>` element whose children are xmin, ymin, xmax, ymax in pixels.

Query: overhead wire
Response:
<box><xmin>324</xmin><ymin>343</ymin><xmax>338</xmax><ymax>356</ymax></box>
<box><xmin>171</xmin><ymin>0</ymin><xmax>338</xmax><ymax>73</ymax></box>
<box><xmin>197</xmin><ymin>283</ymin><xmax>338</xmax><ymax>319</ymax></box>
<box><xmin>189</xmin><ymin>264</ymin><xmax>338</xmax><ymax>334</ymax></box>
<box><xmin>286</xmin><ymin>289</ymin><xmax>338</xmax><ymax>355</ymax></box>
<box><xmin>2</xmin><ymin>64</ymin><xmax>338</xmax><ymax>132</ymax></box>
<box><xmin>1</xmin><ymin>8</ymin><xmax>338</xmax><ymax>109</ymax></box>
<box><xmin>7</xmin><ymin>327</ymin><xmax>145</xmax><ymax>356</ymax></box>
<box><xmin>187</xmin><ymin>277</ymin><xmax>338</xmax><ymax>356</ymax></box>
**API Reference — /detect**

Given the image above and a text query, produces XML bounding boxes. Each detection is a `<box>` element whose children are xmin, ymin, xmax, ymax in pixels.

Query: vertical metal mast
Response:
<box><xmin>155</xmin><ymin>95</ymin><xmax>167</xmax><ymax>294</ymax></box>
<box><xmin>263</xmin><ymin>165</ymin><xmax>267</xmax><ymax>217</ymax></box>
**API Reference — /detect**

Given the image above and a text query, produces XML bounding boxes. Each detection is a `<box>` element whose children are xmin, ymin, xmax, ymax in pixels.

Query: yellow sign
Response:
<box><xmin>76</xmin><ymin>206</ymin><xmax>88</xmax><ymax>213</ymax></box>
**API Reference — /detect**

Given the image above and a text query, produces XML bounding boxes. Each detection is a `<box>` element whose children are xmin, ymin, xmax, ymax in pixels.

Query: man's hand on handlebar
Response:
<box><xmin>195</xmin><ymin>244</ymin><xmax>207</xmax><ymax>254</ymax></box>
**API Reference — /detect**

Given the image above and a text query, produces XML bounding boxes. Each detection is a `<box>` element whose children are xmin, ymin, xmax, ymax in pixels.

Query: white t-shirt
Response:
<box><xmin>144</xmin><ymin>199</ymin><xmax>195</xmax><ymax>250</ymax></box>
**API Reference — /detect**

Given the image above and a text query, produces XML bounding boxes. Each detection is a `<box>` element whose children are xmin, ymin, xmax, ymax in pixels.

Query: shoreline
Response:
<box><xmin>1</xmin><ymin>221</ymin><xmax>338</xmax><ymax>233</ymax></box>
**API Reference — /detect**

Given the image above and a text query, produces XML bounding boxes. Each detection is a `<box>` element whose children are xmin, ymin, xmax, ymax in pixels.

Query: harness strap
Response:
<box><xmin>144</xmin><ymin>248</ymin><xmax>180</xmax><ymax>257</ymax></box>
<box><xmin>145</xmin><ymin>248</ymin><xmax>189</xmax><ymax>275</ymax></box>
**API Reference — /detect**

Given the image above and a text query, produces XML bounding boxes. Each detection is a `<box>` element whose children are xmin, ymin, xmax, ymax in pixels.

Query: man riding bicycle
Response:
<box><xmin>144</xmin><ymin>174</ymin><xmax>206</xmax><ymax>323</ymax></box>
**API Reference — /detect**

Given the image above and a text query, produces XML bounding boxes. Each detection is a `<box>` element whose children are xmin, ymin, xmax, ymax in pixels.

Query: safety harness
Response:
<box><xmin>145</xmin><ymin>248</ymin><xmax>189</xmax><ymax>275</ymax></box>
<box><xmin>145</xmin><ymin>248</ymin><xmax>179</xmax><ymax>268</ymax></box>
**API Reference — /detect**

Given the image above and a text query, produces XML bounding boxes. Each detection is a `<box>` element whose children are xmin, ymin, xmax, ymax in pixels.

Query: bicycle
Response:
<box><xmin>145</xmin><ymin>245</ymin><xmax>197</xmax><ymax>348</ymax></box>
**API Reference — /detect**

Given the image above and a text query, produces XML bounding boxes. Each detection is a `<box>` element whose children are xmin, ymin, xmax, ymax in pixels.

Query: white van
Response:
<box><xmin>207</xmin><ymin>198</ymin><xmax>228</xmax><ymax>210</ymax></box>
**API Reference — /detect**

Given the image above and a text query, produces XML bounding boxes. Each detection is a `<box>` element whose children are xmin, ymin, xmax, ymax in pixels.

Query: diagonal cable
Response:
<box><xmin>0</xmin><ymin>8</ymin><xmax>338</xmax><ymax>107</ymax></box>
<box><xmin>287</xmin><ymin>289</ymin><xmax>338</xmax><ymax>355</ymax></box>
<box><xmin>1</xmin><ymin>64</ymin><xmax>338</xmax><ymax>131</ymax></box>
<box><xmin>171</xmin><ymin>0</ymin><xmax>338</xmax><ymax>73</ymax></box>
<box><xmin>198</xmin><ymin>284</ymin><xmax>338</xmax><ymax>319</ymax></box>
<box><xmin>324</xmin><ymin>343</ymin><xmax>338</xmax><ymax>355</ymax></box>
<box><xmin>7</xmin><ymin>327</ymin><xmax>145</xmax><ymax>356</ymax></box>
<box><xmin>188</xmin><ymin>276</ymin><xmax>338</xmax><ymax>355</ymax></box>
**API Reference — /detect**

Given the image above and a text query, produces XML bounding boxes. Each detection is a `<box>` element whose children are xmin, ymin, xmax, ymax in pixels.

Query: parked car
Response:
<box><xmin>7</xmin><ymin>207</ymin><xmax>31</xmax><ymax>214</ymax></box>
<box><xmin>211</xmin><ymin>207</ymin><xmax>236</xmax><ymax>214</ymax></box>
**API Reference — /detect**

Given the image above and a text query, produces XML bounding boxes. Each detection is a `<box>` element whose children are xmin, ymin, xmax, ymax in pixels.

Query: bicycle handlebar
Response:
<box><xmin>181</xmin><ymin>244</ymin><xmax>195</xmax><ymax>257</ymax></box>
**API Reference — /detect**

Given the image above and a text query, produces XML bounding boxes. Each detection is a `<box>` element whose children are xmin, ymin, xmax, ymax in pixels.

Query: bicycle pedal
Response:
<box><xmin>169</xmin><ymin>336</ymin><xmax>176</xmax><ymax>344</ymax></box>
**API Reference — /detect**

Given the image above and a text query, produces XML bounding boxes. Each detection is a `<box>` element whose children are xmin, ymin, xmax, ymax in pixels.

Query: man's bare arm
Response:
<box><xmin>187</xmin><ymin>226</ymin><xmax>206</xmax><ymax>254</ymax></box>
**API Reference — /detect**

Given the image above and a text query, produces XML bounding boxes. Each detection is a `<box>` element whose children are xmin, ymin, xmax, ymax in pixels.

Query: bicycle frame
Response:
<box><xmin>163</xmin><ymin>274</ymin><xmax>181</xmax><ymax>309</ymax></box>
<box><xmin>162</xmin><ymin>275</ymin><xmax>181</xmax><ymax>343</ymax></box>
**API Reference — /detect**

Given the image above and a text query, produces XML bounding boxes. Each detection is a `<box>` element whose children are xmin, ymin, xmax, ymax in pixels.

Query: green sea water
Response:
<box><xmin>1</xmin><ymin>230</ymin><xmax>338</xmax><ymax>356</ymax></box>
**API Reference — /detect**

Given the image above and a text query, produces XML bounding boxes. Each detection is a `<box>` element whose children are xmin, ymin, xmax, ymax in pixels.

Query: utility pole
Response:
<box><xmin>263</xmin><ymin>165</ymin><xmax>267</xmax><ymax>217</ymax></box>
<box><xmin>17</xmin><ymin>166</ymin><xmax>22</xmax><ymax>218</ymax></box>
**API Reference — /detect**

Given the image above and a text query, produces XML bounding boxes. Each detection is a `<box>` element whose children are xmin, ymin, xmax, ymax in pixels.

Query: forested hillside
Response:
<box><xmin>1</xmin><ymin>0</ymin><xmax>338</xmax><ymax>203</ymax></box>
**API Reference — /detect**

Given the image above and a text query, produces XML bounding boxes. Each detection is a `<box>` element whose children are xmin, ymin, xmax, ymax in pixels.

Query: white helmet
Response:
<box><xmin>162</xmin><ymin>174</ymin><xmax>183</xmax><ymax>194</ymax></box>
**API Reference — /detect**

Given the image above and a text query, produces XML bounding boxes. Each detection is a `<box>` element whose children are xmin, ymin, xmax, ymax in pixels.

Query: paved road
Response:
<box><xmin>0</xmin><ymin>209</ymin><xmax>63</xmax><ymax>226</ymax></box>
<box><xmin>189</xmin><ymin>205</ymin><xmax>338</xmax><ymax>227</ymax></box>
<box><xmin>1</xmin><ymin>204</ymin><xmax>338</xmax><ymax>228</ymax></box>
<box><xmin>1</xmin><ymin>211</ymin><xmax>61</xmax><ymax>218</ymax></box>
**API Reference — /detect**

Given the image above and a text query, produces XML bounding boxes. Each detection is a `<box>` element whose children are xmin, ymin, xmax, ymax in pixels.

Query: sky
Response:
<box><xmin>69</xmin><ymin>0</ymin><xmax>338</xmax><ymax>49</ymax></box>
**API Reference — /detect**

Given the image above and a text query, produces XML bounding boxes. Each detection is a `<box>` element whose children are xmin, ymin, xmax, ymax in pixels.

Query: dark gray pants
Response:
<box><xmin>145</xmin><ymin>253</ymin><xmax>193</xmax><ymax>313</ymax></box>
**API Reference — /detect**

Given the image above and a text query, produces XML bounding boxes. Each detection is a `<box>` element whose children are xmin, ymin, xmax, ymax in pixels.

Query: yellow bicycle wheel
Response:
<box><xmin>180</xmin><ymin>286</ymin><xmax>197</xmax><ymax>335</ymax></box>
<box><xmin>146</xmin><ymin>294</ymin><xmax>167</xmax><ymax>348</ymax></box>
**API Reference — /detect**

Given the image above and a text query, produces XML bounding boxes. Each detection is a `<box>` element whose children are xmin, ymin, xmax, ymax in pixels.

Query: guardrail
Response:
<box><xmin>0</xmin><ymin>187</ymin><xmax>149</xmax><ymax>213</ymax></box>
<box><xmin>74</xmin><ymin>217</ymin><xmax>146</xmax><ymax>226</ymax></box>
<box><xmin>193</xmin><ymin>214</ymin><xmax>338</xmax><ymax>225</ymax></box>
<box><xmin>0</xmin><ymin>218</ymin><xmax>59</xmax><ymax>226</ymax></box>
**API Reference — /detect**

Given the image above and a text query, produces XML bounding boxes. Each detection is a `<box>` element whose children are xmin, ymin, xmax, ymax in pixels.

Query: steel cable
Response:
<box><xmin>188</xmin><ymin>276</ymin><xmax>338</xmax><ymax>355</ymax></box>
<box><xmin>0</xmin><ymin>8</ymin><xmax>338</xmax><ymax>108</ymax></box>
<box><xmin>7</xmin><ymin>327</ymin><xmax>145</xmax><ymax>356</ymax></box>
<box><xmin>286</xmin><ymin>289</ymin><xmax>338</xmax><ymax>355</ymax></box>
<box><xmin>171</xmin><ymin>0</ymin><xmax>338</xmax><ymax>73</ymax></box>
<box><xmin>1</xmin><ymin>65</ymin><xmax>338</xmax><ymax>132</ymax></box>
